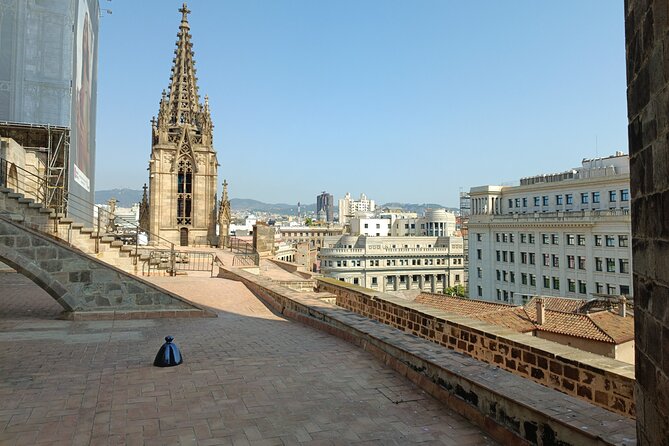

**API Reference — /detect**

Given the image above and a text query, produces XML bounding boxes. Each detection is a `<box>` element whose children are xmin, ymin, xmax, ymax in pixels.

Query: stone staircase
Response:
<box><xmin>0</xmin><ymin>187</ymin><xmax>153</xmax><ymax>275</ymax></box>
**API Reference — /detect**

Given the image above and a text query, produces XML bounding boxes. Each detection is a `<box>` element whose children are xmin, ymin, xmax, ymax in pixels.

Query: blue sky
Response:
<box><xmin>96</xmin><ymin>1</ymin><xmax>627</xmax><ymax>207</ymax></box>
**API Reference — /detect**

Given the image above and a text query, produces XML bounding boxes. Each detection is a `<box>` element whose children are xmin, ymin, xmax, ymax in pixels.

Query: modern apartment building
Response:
<box><xmin>338</xmin><ymin>192</ymin><xmax>375</xmax><ymax>225</ymax></box>
<box><xmin>350</xmin><ymin>217</ymin><xmax>392</xmax><ymax>237</ymax></box>
<box><xmin>320</xmin><ymin>235</ymin><xmax>465</xmax><ymax>293</ymax></box>
<box><xmin>468</xmin><ymin>152</ymin><xmax>632</xmax><ymax>305</ymax></box>
<box><xmin>316</xmin><ymin>191</ymin><xmax>334</xmax><ymax>222</ymax></box>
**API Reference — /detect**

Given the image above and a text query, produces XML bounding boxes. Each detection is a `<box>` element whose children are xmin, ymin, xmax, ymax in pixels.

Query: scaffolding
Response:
<box><xmin>0</xmin><ymin>121</ymin><xmax>70</xmax><ymax>214</ymax></box>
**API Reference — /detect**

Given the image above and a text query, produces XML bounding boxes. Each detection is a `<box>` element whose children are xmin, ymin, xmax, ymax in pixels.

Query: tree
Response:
<box><xmin>304</xmin><ymin>217</ymin><xmax>314</xmax><ymax>226</ymax></box>
<box><xmin>444</xmin><ymin>284</ymin><xmax>467</xmax><ymax>298</ymax></box>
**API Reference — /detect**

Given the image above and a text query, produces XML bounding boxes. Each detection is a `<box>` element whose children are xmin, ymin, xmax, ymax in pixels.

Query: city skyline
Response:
<box><xmin>96</xmin><ymin>1</ymin><xmax>626</xmax><ymax>206</ymax></box>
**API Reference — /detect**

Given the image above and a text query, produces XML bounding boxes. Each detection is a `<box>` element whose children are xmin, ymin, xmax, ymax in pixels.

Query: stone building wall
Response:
<box><xmin>625</xmin><ymin>0</ymin><xmax>669</xmax><ymax>443</ymax></box>
<box><xmin>316</xmin><ymin>278</ymin><xmax>635</xmax><ymax>417</ymax></box>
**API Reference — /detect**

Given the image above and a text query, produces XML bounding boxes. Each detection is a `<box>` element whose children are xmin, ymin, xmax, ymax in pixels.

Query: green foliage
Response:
<box><xmin>304</xmin><ymin>217</ymin><xmax>314</xmax><ymax>226</ymax></box>
<box><xmin>444</xmin><ymin>284</ymin><xmax>467</xmax><ymax>298</ymax></box>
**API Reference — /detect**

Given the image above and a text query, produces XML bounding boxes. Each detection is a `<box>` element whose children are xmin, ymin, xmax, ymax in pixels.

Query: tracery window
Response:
<box><xmin>177</xmin><ymin>158</ymin><xmax>193</xmax><ymax>225</ymax></box>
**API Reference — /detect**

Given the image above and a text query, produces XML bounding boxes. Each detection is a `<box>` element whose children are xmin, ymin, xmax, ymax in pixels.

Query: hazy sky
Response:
<box><xmin>95</xmin><ymin>1</ymin><xmax>627</xmax><ymax>207</ymax></box>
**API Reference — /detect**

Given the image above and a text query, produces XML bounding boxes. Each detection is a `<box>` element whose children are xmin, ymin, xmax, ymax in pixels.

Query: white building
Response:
<box><xmin>391</xmin><ymin>209</ymin><xmax>457</xmax><ymax>237</ymax></box>
<box><xmin>320</xmin><ymin>235</ymin><xmax>465</xmax><ymax>293</ymax></box>
<box><xmin>350</xmin><ymin>216</ymin><xmax>392</xmax><ymax>237</ymax></box>
<box><xmin>468</xmin><ymin>152</ymin><xmax>632</xmax><ymax>306</ymax></box>
<box><xmin>338</xmin><ymin>192</ymin><xmax>376</xmax><ymax>225</ymax></box>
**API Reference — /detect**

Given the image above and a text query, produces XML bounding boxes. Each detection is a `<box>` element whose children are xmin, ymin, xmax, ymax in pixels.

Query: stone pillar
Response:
<box><xmin>626</xmin><ymin>1</ymin><xmax>669</xmax><ymax>443</ymax></box>
<box><xmin>394</xmin><ymin>275</ymin><xmax>399</xmax><ymax>291</ymax></box>
<box><xmin>418</xmin><ymin>274</ymin><xmax>424</xmax><ymax>290</ymax></box>
<box><xmin>430</xmin><ymin>275</ymin><xmax>436</xmax><ymax>293</ymax></box>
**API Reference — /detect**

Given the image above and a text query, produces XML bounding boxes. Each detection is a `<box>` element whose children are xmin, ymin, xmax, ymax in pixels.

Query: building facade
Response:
<box><xmin>316</xmin><ymin>191</ymin><xmax>334</xmax><ymax>222</ymax></box>
<box><xmin>147</xmin><ymin>4</ymin><xmax>218</xmax><ymax>246</ymax></box>
<box><xmin>468</xmin><ymin>153</ymin><xmax>632</xmax><ymax>305</ymax></box>
<box><xmin>350</xmin><ymin>217</ymin><xmax>392</xmax><ymax>237</ymax></box>
<box><xmin>390</xmin><ymin>208</ymin><xmax>457</xmax><ymax>237</ymax></box>
<box><xmin>338</xmin><ymin>192</ymin><xmax>375</xmax><ymax>225</ymax></box>
<box><xmin>320</xmin><ymin>235</ymin><xmax>465</xmax><ymax>293</ymax></box>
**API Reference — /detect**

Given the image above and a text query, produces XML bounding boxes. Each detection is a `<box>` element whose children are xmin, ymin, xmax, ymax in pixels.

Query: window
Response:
<box><xmin>609</xmin><ymin>190</ymin><xmax>617</xmax><ymax>202</ymax></box>
<box><xmin>353</xmin><ymin>278</ymin><xmax>359</xmax><ymax>285</ymax></box>
<box><xmin>510</xmin><ymin>252</ymin><xmax>515</xmax><ymax>263</ymax></box>
<box><xmin>477</xmin><ymin>267</ymin><xmax>482</xmax><ymax>278</ymax></box>
<box><xmin>521</xmin><ymin>273</ymin><xmax>528</xmax><ymax>285</ymax></box>
<box><xmin>497</xmin><ymin>289</ymin><xmax>502</xmax><ymax>300</ymax></box>
<box><xmin>606</xmin><ymin>258</ymin><xmax>616</xmax><ymax>272</ymax></box>
<box><xmin>594</xmin><ymin>235</ymin><xmax>602</xmax><ymax>246</ymax></box>
<box><xmin>515</xmin><ymin>198</ymin><xmax>520</xmax><ymax>208</ymax></box>
<box><xmin>542</xmin><ymin>234</ymin><xmax>549</xmax><ymax>244</ymax></box>
<box><xmin>522</xmin><ymin>197</ymin><xmax>528</xmax><ymax>207</ymax></box>
<box><xmin>510</xmin><ymin>272</ymin><xmax>515</xmax><ymax>283</ymax></box>
<box><xmin>509</xmin><ymin>233</ymin><xmax>515</xmax><ymax>243</ymax></box>
<box><xmin>521</xmin><ymin>252</ymin><xmax>527</xmax><ymax>264</ymax></box>
<box><xmin>477</xmin><ymin>249</ymin><xmax>482</xmax><ymax>260</ymax></box>
<box><xmin>543</xmin><ymin>253</ymin><xmax>550</xmax><ymax>266</ymax></box>
<box><xmin>476</xmin><ymin>233</ymin><xmax>482</xmax><ymax>242</ymax></box>
<box><xmin>552</xmin><ymin>277</ymin><xmax>560</xmax><ymax>290</ymax></box>
<box><xmin>578</xmin><ymin>256</ymin><xmax>586</xmax><ymax>270</ymax></box>
<box><xmin>619</xmin><ymin>235</ymin><xmax>629</xmax><ymax>247</ymax></box>
<box><xmin>543</xmin><ymin>276</ymin><xmax>550</xmax><ymax>288</ymax></box>
<box><xmin>176</xmin><ymin>159</ymin><xmax>193</xmax><ymax>225</ymax></box>
<box><xmin>520</xmin><ymin>233</ymin><xmax>527</xmax><ymax>243</ymax></box>
<box><xmin>534</xmin><ymin>196</ymin><xmax>540</xmax><ymax>206</ymax></box>
<box><xmin>619</xmin><ymin>259</ymin><xmax>630</xmax><ymax>274</ymax></box>
<box><xmin>620</xmin><ymin>285</ymin><xmax>630</xmax><ymax>295</ymax></box>
<box><xmin>595</xmin><ymin>257</ymin><xmax>603</xmax><ymax>271</ymax></box>
<box><xmin>566</xmin><ymin>234</ymin><xmax>575</xmax><ymax>245</ymax></box>
<box><xmin>364</xmin><ymin>223</ymin><xmax>368</xmax><ymax>228</ymax></box>
<box><xmin>592</xmin><ymin>192</ymin><xmax>600</xmax><ymax>203</ymax></box>
<box><xmin>568</xmin><ymin>279</ymin><xmax>576</xmax><ymax>292</ymax></box>
<box><xmin>596</xmin><ymin>282</ymin><xmax>604</xmax><ymax>293</ymax></box>
<box><xmin>371</xmin><ymin>277</ymin><xmax>377</xmax><ymax>285</ymax></box>
<box><xmin>529</xmin><ymin>253</ymin><xmax>536</xmax><ymax>265</ymax></box>
<box><xmin>551</xmin><ymin>234</ymin><xmax>559</xmax><ymax>245</ymax></box>
<box><xmin>502</xmin><ymin>251</ymin><xmax>508</xmax><ymax>262</ymax></box>
<box><xmin>621</xmin><ymin>189</ymin><xmax>629</xmax><ymax>201</ymax></box>
<box><xmin>556</xmin><ymin>195</ymin><xmax>563</xmax><ymax>205</ymax></box>
<box><xmin>542</xmin><ymin>196</ymin><xmax>549</xmax><ymax>206</ymax></box>
<box><xmin>503</xmin><ymin>271</ymin><xmax>508</xmax><ymax>282</ymax></box>
<box><xmin>566</xmin><ymin>194</ymin><xmax>573</xmax><ymax>205</ymax></box>
<box><xmin>577</xmin><ymin>235</ymin><xmax>586</xmax><ymax>246</ymax></box>
<box><xmin>477</xmin><ymin>286</ymin><xmax>483</xmax><ymax>297</ymax></box>
<box><xmin>606</xmin><ymin>235</ymin><xmax>615</xmax><ymax>247</ymax></box>
<box><xmin>496</xmin><ymin>250</ymin><xmax>501</xmax><ymax>261</ymax></box>
<box><xmin>496</xmin><ymin>270</ymin><xmax>501</xmax><ymax>280</ymax></box>
<box><xmin>552</xmin><ymin>254</ymin><xmax>559</xmax><ymax>267</ymax></box>
<box><xmin>567</xmin><ymin>255</ymin><xmax>575</xmax><ymax>269</ymax></box>
<box><xmin>578</xmin><ymin>280</ymin><xmax>587</xmax><ymax>294</ymax></box>
<box><xmin>502</xmin><ymin>233</ymin><xmax>509</xmax><ymax>243</ymax></box>
<box><xmin>376</xmin><ymin>223</ymin><xmax>380</xmax><ymax>229</ymax></box>
<box><xmin>508</xmin><ymin>199</ymin><xmax>513</xmax><ymax>208</ymax></box>
<box><xmin>581</xmin><ymin>193</ymin><xmax>589</xmax><ymax>204</ymax></box>
<box><xmin>496</xmin><ymin>233</ymin><xmax>501</xmax><ymax>242</ymax></box>
<box><xmin>528</xmin><ymin>233</ymin><xmax>535</xmax><ymax>244</ymax></box>
<box><xmin>530</xmin><ymin>274</ymin><xmax>537</xmax><ymax>286</ymax></box>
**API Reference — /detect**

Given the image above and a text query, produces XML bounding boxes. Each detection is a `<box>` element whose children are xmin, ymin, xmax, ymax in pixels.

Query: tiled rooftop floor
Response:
<box><xmin>0</xmin><ymin>272</ymin><xmax>496</xmax><ymax>445</ymax></box>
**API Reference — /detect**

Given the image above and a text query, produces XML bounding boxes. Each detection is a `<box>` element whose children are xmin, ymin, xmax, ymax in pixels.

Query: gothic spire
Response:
<box><xmin>166</xmin><ymin>3</ymin><xmax>201</xmax><ymax>127</ymax></box>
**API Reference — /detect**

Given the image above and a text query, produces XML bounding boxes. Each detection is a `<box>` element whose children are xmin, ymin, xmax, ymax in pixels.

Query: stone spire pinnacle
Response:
<box><xmin>166</xmin><ymin>2</ymin><xmax>200</xmax><ymax>127</ymax></box>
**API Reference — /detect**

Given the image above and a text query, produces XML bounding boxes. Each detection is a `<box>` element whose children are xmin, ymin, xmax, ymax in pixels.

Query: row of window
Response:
<box><xmin>491</xmin><ymin>252</ymin><xmax>629</xmax><ymax>272</ymax></box>
<box><xmin>344</xmin><ymin>274</ymin><xmax>460</xmax><ymax>286</ymax></box>
<box><xmin>491</xmin><ymin>272</ymin><xmax>631</xmax><ymax>296</ymax></box>
<box><xmin>489</xmin><ymin>232</ymin><xmax>629</xmax><ymax>248</ymax></box>
<box><xmin>506</xmin><ymin>189</ymin><xmax>629</xmax><ymax>209</ymax></box>
<box><xmin>323</xmin><ymin>258</ymin><xmax>462</xmax><ymax>268</ymax></box>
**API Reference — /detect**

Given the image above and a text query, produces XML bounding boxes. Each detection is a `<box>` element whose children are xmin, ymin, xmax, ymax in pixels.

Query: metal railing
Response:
<box><xmin>145</xmin><ymin>250</ymin><xmax>216</xmax><ymax>276</ymax></box>
<box><xmin>0</xmin><ymin>158</ymin><xmax>47</xmax><ymax>205</ymax></box>
<box><xmin>228</xmin><ymin>236</ymin><xmax>260</xmax><ymax>266</ymax></box>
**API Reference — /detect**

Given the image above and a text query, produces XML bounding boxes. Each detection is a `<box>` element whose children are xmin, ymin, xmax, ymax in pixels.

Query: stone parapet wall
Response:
<box><xmin>316</xmin><ymin>278</ymin><xmax>635</xmax><ymax>418</ymax></box>
<box><xmin>220</xmin><ymin>267</ymin><xmax>636</xmax><ymax>445</ymax></box>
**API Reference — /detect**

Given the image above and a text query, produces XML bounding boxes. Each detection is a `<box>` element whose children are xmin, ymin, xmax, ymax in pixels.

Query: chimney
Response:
<box><xmin>536</xmin><ymin>298</ymin><xmax>546</xmax><ymax>325</ymax></box>
<box><xmin>619</xmin><ymin>296</ymin><xmax>627</xmax><ymax>317</ymax></box>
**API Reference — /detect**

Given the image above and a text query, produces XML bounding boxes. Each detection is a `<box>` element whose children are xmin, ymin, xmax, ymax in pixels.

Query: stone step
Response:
<box><xmin>8</xmin><ymin>213</ymin><xmax>24</xmax><ymax>222</ymax></box>
<box><xmin>110</xmin><ymin>240</ymin><xmax>124</xmax><ymax>248</ymax></box>
<box><xmin>17</xmin><ymin>197</ymin><xmax>34</xmax><ymax>204</ymax></box>
<box><xmin>27</xmin><ymin>202</ymin><xmax>43</xmax><ymax>209</ymax></box>
<box><xmin>120</xmin><ymin>245</ymin><xmax>134</xmax><ymax>252</ymax></box>
<box><xmin>80</xmin><ymin>227</ymin><xmax>95</xmax><ymax>234</ymax></box>
<box><xmin>0</xmin><ymin>187</ymin><xmax>12</xmax><ymax>193</ymax></box>
<box><xmin>38</xmin><ymin>208</ymin><xmax>55</xmax><ymax>214</ymax></box>
<box><xmin>100</xmin><ymin>236</ymin><xmax>115</xmax><ymax>243</ymax></box>
<box><xmin>70</xmin><ymin>223</ymin><xmax>84</xmax><ymax>230</ymax></box>
<box><xmin>7</xmin><ymin>192</ymin><xmax>23</xmax><ymax>199</ymax></box>
<box><xmin>60</xmin><ymin>218</ymin><xmax>74</xmax><ymax>224</ymax></box>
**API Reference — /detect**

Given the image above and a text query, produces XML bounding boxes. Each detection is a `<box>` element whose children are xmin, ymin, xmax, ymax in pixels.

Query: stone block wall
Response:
<box><xmin>0</xmin><ymin>216</ymin><xmax>211</xmax><ymax>317</ymax></box>
<box><xmin>625</xmin><ymin>0</ymin><xmax>669</xmax><ymax>443</ymax></box>
<box><xmin>317</xmin><ymin>278</ymin><xmax>636</xmax><ymax>418</ymax></box>
<box><xmin>220</xmin><ymin>267</ymin><xmax>636</xmax><ymax>445</ymax></box>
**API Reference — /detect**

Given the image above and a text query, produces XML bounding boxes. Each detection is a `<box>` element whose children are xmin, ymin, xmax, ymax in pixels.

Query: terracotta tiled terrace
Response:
<box><xmin>0</xmin><ymin>271</ymin><xmax>496</xmax><ymax>445</ymax></box>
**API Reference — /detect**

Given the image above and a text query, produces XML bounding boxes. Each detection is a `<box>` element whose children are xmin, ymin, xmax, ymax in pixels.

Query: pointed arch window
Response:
<box><xmin>177</xmin><ymin>158</ymin><xmax>193</xmax><ymax>225</ymax></box>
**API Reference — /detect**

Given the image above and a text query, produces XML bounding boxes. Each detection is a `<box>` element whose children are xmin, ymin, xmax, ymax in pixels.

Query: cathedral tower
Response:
<box><xmin>148</xmin><ymin>3</ymin><xmax>218</xmax><ymax>246</ymax></box>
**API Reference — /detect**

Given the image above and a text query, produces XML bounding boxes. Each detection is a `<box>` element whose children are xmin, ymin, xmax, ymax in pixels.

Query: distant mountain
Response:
<box><xmin>95</xmin><ymin>189</ymin><xmax>143</xmax><ymax>207</ymax></box>
<box><xmin>93</xmin><ymin>190</ymin><xmax>455</xmax><ymax>215</ymax></box>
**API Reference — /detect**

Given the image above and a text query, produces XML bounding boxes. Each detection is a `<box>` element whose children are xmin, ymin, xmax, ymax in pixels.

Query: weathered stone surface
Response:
<box><xmin>0</xmin><ymin>216</ymin><xmax>209</xmax><ymax>316</ymax></box>
<box><xmin>626</xmin><ymin>0</ymin><xmax>669</xmax><ymax>443</ymax></box>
